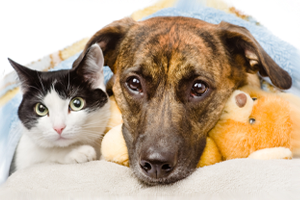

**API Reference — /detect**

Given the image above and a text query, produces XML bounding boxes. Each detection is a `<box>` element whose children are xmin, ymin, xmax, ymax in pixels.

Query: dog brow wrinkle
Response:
<box><xmin>197</xmin><ymin>31</ymin><xmax>218</xmax><ymax>53</ymax></box>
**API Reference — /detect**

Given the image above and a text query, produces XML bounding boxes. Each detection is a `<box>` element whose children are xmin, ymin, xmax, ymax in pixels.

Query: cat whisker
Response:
<box><xmin>19</xmin><ymin>81</ymin><xmax>44</xmax><ymax>95</ymax></box>
<box><xmin>37</xmin><ymin>72</ymin><xmax>46</xmax><ymax>93</ymax></box>
<box><xmin>80</xmin><ymin>124</ymin><xmax>113</xmax><ymax>128</ymax></box>
<box><xmin>81</xmin><ymin>121</ymin><xmax>116</xmax><ymax>127</ymax></box>
<box><xmin>78</xmin><ymin>131</ymin><xmax>105</xmax><ymax>135</ymax></box>
<box><xmin>82</xmin><ymin>123</ymin><xmax>110</xmax><ymax>127</ymax></box>
<box><xmin>70</xmin><ymin>83</ymin><xmax>84</xmax><ymax>98</ymax></box>
<box><xmin>67</xmin><ymin>72</ymin><xmax>70</xmax><ymax>91</ymax></box>
<box><xmin>80</xmin><ymin>121</ymin><xmax>104</xmax><ymax>125</ymax></box>
<box><xmin>75</xmin><ymin>133</ymin><xmax>105</xmax><ymax>140</ymax></box>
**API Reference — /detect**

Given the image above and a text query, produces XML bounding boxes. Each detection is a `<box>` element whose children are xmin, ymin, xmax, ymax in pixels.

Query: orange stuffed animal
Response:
<box><xmin>101</xmin><ymin>86</ymin><xmax>297</xmax><ymax>168</ymax></box>
<box><xmin>198</xmin><ymin>86</ymin><xmax>292</xmax><ymax>167</ymax></box>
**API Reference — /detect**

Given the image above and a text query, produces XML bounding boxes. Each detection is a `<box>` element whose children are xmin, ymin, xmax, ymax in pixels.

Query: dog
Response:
<box><xmin>73</xmin><ymin>17</ymin><xmax>292</xmax><ymax>185</ymax></box>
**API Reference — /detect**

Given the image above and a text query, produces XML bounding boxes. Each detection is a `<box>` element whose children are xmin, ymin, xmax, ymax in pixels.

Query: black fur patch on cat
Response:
<box><xmin>9</xmin><ymin>151</ymin><xmax>17</xmax><ymax>176</ymax></box>
<box><xmin>8</xmin><ymin>45</ymin><xmax>108</xmax><ymax>130</ymax></box>
<box><xmin>17</xmin><ymin>69</ymin><xmax>107</xmax><ymax>130</ymax></box>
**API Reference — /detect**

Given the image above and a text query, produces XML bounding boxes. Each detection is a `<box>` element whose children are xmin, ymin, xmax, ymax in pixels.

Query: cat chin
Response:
<box><xmin>28</xmin><ymin>138</ymin><xmax>76</xmax><ymax>148</ymax></box>
<box><xmin>51</xmin><ymin>139</ymin><xmax>78</xmax><ymax>148</ymax></box>
<box><xmin>24</xmin><ymin>132</ymin><xmax>78</xmax><ymax>148</ymax></box>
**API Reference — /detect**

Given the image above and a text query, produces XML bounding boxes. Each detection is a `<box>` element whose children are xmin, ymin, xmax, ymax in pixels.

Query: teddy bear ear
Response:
<box><xmin>235</xmin><ymin>93</ymin><xmax>248</xmax><ymax>108</ymax></box>
<box><xmin>220</xmin><ymin>90</ymin><xmax>254</xmax><ymax>123</ymax></box>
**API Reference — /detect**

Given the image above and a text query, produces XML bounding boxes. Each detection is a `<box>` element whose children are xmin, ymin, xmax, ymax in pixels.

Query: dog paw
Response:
<box><xmin>65</xmin><ymin>145</ymin><xmax>96</xmax><ymax>164</ymax></box>
<box><xmin>248</xmin><ymin>147</ymin><xmax>292</xmax><ymax>160</ymax></box>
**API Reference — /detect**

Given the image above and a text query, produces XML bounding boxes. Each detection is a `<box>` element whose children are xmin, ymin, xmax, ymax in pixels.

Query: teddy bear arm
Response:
<box><xmin>197</xmin><ymin>137</ymin><xmax>222</xmax><ymax>167</ymax></box>
<box><xmin>101</xmin><ymin>124</ymin><xmax>130</xmax><ymax>167</ymax></box>
<box><xmin>248</xmin><ymin>147</ymin><xmax>292</xmax><ymax>160</ymax></box>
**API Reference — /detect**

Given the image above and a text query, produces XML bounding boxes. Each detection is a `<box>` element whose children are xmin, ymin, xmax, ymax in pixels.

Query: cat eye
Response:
<box><xmin>35</xmin><ymin>103</ymin><xmax>48</xmax><ymax>116</ymax></box>
<box><xmin>69</xmin><ymin>97</ymin><xmax>85</xmax><ymax>111</ymax></box>
<box><xmin>190</xmin><ymin>80</ymin><xmax>209</xmax><ymax>97</ymax></box>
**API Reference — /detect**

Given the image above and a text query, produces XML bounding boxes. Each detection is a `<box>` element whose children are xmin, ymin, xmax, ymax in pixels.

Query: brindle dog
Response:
<box><xmin>73</xmin><ymin>17</ymin><xmax>292</xmax><ymax>185</ymax></box>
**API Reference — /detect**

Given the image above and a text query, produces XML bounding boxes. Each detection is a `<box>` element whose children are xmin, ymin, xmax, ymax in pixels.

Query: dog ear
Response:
<box><xmin>218</xmin><ymin>21</ymin><xmax>292</xmax><ymax>89</ymax></box>
<box><xmin>73</xmin><ymin>17</ymin><xmax>136</xmax><ymax>73</ymax></box>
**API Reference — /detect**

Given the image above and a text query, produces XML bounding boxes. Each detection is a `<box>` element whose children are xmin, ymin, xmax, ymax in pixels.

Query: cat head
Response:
<box><xmin>9</xmin><ymin>44</ymin><xmax>110</xmax><ymax>148</ymax></box>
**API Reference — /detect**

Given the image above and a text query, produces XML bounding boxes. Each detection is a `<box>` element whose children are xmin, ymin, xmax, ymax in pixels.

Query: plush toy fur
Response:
<box><xmin>278</xmin><ymin>93</ymin><xmax>300</xmax><ymax>157</ymax></box>
<box><xmin>102</xmin><ymin>86</ymin><xmax>297</xmax><ymax>168</ymax></box>
<box><xmin>198</xmin><ymin>86</ymin><xmax>292</xmax><ymax>167</ymax></box>
<box><xmin>105</xmin><ymin>96</ymin><xmax>123</xmax><ymax>133</ymax></box>
<box><xmin>101</xmin><ymin>124</ymin><xmax>129</xmax><ymax>166</ymax></box>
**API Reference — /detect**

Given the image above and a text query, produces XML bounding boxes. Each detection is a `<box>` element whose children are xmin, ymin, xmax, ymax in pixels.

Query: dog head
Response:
<box><xmin>74</xmin><ymin>17</ymin><xmax>291</xmax><ymax>185</ymax></box>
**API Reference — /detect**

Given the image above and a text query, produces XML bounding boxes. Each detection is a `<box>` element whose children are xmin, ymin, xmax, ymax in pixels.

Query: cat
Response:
<box><xmin>8</xmin><ymin>44</ymin><xmax>111</xmax><ymax>173</ymax></box>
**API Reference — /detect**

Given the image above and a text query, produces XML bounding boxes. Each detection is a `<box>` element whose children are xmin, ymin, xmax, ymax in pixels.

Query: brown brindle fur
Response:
<box><xmin>73</xmin><ymin>17</ymin><xmax>291</xmax><ymax>185</ymax></box>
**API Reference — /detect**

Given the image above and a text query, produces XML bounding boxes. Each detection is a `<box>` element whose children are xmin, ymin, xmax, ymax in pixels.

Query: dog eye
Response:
<box><xmin>190</xmin><ymin>81</ymin><xmax>208</xmax><ymax>97</ymax></box>
<box><xmin>126</xmin><ymin>76</ymin><xmax>143</xmax><ymax>93</ymax></box>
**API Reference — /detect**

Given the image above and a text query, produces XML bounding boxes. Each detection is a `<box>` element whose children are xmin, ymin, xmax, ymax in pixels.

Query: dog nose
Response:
<box><xmin>140</xmin><ymin>152</ymin><xmax>177</xmax><ymax>179</ymax></box>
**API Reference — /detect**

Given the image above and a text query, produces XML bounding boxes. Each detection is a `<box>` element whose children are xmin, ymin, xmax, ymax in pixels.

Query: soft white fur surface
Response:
<box><xmin>1</xmin><ymin>159</ymin><xmax>300</xmax><ymax>199</ymax></box>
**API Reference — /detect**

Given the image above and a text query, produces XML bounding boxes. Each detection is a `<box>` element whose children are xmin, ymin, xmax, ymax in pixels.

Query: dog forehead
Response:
<box><xmin>132</xmin><ymin>17</ymin><xmax>220</xmax><ymax>51</ymax></box>
<box><xmin>139</xmin><ymin>16</ymin><xmax>215</xmax><ymax>29</ymax></box>
<box><xmin>121</xmin><ymin>18</ymin><xmax>224</xmax><ymax>82</ymax></box>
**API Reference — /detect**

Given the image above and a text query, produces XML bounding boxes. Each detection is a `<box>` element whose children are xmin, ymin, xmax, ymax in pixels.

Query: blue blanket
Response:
<box><xmin>1</xmin><ymin>0</ymin><xmax>299</xmax><ymax>185</ymax></box>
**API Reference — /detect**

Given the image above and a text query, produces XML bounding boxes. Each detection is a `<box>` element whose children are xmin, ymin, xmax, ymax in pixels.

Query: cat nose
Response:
<box><xmin>54</xmin><ymin>126</ymin><xmax>66</xmax><ymax>134</ymax></box>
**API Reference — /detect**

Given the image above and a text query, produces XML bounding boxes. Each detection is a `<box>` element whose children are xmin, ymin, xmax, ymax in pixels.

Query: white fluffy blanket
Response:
<box><xmin>1</xmin><ymin>159</ymin><xmax>300</xmax><ymax>199</ymax></box>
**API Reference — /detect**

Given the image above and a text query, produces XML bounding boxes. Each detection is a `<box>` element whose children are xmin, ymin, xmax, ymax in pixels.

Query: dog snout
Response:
<box><xmin>140</xmin><ymin>151</ymin><xmax>177</xmax><ymax>179</ymax></box>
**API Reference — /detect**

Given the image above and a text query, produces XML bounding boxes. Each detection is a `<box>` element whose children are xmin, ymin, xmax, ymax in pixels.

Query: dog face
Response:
<box><xmin>74</xmin><ymin>17</ymin><xmax>291</xmax><ymax>185</ymax></box>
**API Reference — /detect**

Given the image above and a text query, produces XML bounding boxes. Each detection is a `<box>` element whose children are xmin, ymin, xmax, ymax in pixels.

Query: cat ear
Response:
<box><xmin>72</xmin><ymin>17</ymin><xmax>136</xmax><ymax>73</ymax></box>
<box><xmin>8</xmin><ymin>58</ymin><xmax>36</xmax><ymax>93</ymax></box>
<box><xmin>74</xmin><ymin>43</ymin><xmax>105</xmax><ymax>90</ymax></box>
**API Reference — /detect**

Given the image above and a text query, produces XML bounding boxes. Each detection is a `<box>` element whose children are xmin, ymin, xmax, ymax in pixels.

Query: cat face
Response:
<box><xmin>9</xmin><ymin>44</ymin><xmax>110</xmax><ymax>147</ymax></box>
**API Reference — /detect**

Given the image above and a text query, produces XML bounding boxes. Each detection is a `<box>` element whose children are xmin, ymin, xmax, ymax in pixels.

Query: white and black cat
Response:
<box><xmin>9</xmin><ymin>44</ymin><xmax>110</xmax><ymax>173</ymax></box>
